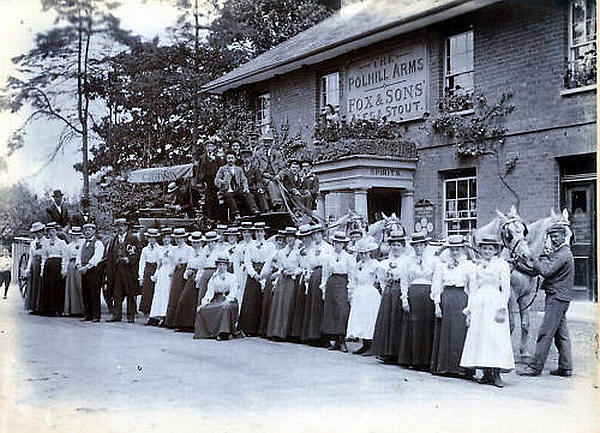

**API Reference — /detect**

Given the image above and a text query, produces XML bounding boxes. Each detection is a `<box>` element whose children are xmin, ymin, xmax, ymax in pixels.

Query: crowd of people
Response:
<box><xmin>20</xmin><ymin>214</ymin><xmax>575</xmax><ymax>388</ymax></box>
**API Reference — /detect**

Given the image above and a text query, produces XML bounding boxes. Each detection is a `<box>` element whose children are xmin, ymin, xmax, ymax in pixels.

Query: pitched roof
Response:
<box><xmin>202</xmin><ymin>0</ymin><xmax>500</xmax><ymax>94</ymax></box>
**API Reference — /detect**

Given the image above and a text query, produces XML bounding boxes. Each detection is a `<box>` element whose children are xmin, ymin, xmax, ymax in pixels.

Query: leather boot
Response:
<box><xmin>491</xmin><ymin>369</ymin><xmax>504</xmax><ymax>388</ymax></box>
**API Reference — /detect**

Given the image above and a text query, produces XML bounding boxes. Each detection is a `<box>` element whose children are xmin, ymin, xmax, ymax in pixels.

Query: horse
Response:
<box><xmin>472</xmin><ymin>205</ymin><xmax>571</xmax><ymax>359</ymax></box>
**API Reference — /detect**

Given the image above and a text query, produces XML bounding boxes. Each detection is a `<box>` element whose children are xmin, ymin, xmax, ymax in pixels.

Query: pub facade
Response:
<box><xmin>202</xmin><ymin>0</ymin><xmax>597</xmax><ymax>300</ymax></box>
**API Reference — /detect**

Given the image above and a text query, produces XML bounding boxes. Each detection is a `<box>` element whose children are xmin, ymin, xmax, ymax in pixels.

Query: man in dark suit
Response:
<box><xmin>278</xmin><ymin>159</ymin><xmax>311</xmax><ymax>211</ymax></box>
<box><xmin>519</xmin><ymin>222</ymin><xmax>574</xmax><ymax>377</ymax></box>
<box><xmin>105</xmin><ymin>218</ymin><xmax>140</xmax><ymax>323</ymax></box>
<box><xmin>241</xmin><ymin>148</ymin><xmax>269</xmax><ymax>213</ymax></box>
<box><xmin>301</xmin><ymin>159</ymin><xmax>319</xmax><ymax>210</ymax></box>
<box><xmin>196</xmin><ymin>140</ymin><xmax>223</xmax><ymax>222</ymax></box>
<box><xmin>215</xmin><ymin>151</ymin><xmax>260</xmax><ymax>220</ymax></box>
<box><xmin>46</xmin><ymin>190</ymin><xmax>69</xmax><ymax>227</ymax></box>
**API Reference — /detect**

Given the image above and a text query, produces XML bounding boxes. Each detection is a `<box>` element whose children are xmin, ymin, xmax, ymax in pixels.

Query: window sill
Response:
<box><xmin>561</xmin><ymin>84</ymin><xmax>596</xmax><ymax>96</ymax></box>
<box><xmin>447</xmin><ymin>108</ymin><xmax>474</xmax><ymax>116</ymax></box>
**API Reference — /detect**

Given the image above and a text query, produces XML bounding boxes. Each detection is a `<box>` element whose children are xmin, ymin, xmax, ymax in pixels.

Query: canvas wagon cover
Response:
<box><xmin>128</xmin><ymin>163</ymin><xmax>194</xmax><ymax>183</ymax></box>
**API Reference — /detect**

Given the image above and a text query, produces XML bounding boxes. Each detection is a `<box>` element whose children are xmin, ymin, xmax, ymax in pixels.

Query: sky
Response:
<box><xmin>0</xmin><ymin>0</ymin><xmax>194</xmax><ymax>198</ymax></box>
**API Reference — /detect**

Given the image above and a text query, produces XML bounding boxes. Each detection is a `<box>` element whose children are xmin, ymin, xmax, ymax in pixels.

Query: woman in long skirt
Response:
<box><xmin>430</xmin><ymin>234</ymin><xmax>475</xmax><ymax>378</ymax></box>
<box><xmin>398</xmin><ymin>232</ymin><xmax>437</xmax><ymax>369</ymax></box>
<box><xmin>138</xmin><ymin>229</ymin><xmax>161</xmax><ymax>316</ymax></box>
<box><xmin>372</xmin><ymin>230</ymin><xmax>410</xmax><ymax>363</ymax></box>
<box><xmin>148</xmin><ymin>233</ymin><xmax>173</xmax><ymax>326</ymax></box>
<box><xmin>196</xmin><ymin>231</ymin><xmax>220</xmax><ymax>309</ymax></box>
<box><xmin>39</xmin><ymin>222</ymin><xmax>68</xmax><ymax>316</ymax></box>
<box><xmin>321</xmin><ymin>231</ymin><xmax>354</xmax><ymax>352</ymax></box>
<box><xmin>266</xmin><ymin>227</ymin><xmax>300</xmax><ymax>340</ymax></box>
<box><xmin>258</xmin><ymin>233</ymin><xmax>284</xmax><ymax>337</ymax></box>
<box><xmin>194</xmin><ymin>257</ymin><xmax>239</xmax><ymax>340</ymax></box>
<box><xmin>460</xmin><ymin>235</ymin><xmax>514</xmax><ymax>387</ymax></box>
<box><xmin>346</xmin><ymin>237</ymin><xmax>381</xmax><ymax>354</ymax></box>
<box><xmin>25</xmin><ymin>222</ymin><xmax>45</xmax><ymax>312</ymax></box>
<box><xmin>164</xmin><ymin>228</ymin><xmax>195</xmax><ymax>329</ymax></box>
<box><xmin>64</xmin><ymin>227</ymin><xmax>85</xmax><ymax>316</ymax></box>
<box><xmin>301</xmin><ymin>224</ymin><xmax>331</xmax><ymax>344</ymax></box>
<box><xmin>288</xmin><ymin>224</ymin><xmax>313</xmax><ymax>340</ymax></box>
<box><xmin>239</xmin><ymin>222</ymin><xmax>275</xmax><ymax>336</ymax></box>
<box><xmin>173</xmin><ymin>231</ymin><xmax>205</xmax><ymax>331</ymax></box>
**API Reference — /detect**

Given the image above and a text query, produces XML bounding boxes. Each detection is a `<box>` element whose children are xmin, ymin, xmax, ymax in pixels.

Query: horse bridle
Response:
<box><xmin>500</xmin><ymin>217</ymin><xmax>527</xmax><ymax>259</ymax></box>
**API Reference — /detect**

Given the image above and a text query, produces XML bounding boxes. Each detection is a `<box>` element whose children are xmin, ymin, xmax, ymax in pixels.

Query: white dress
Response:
<box><xmin>346</xmin><ymin>259</ymin><xmax>381</xmax><ymax>340</ymax></box>
<box><xmin>149</xmin><ymin>246</ymin><xmax>173</xmax><ymax>318</ymax></box>
<box><xmin>460</xmin><ymin>257</ymin><xmax>515</xmax><ymax>370</ymax></box>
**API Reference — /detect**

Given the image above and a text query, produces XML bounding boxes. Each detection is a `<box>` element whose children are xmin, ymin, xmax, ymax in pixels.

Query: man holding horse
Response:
<box><xmin>519</xmin><ymin>222</ymin><xmax>574</xmax><ymax>377</ymax></box>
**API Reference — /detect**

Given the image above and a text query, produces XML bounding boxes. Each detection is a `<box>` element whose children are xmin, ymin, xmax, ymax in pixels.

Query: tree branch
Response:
<box><xmin>26</xmin><ymin>86</ymin><xmax>83</xmax><ymax>134</ymax></box>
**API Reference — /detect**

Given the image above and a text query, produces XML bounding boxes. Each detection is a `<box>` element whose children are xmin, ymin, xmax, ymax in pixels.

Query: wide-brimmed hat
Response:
<box><xmin>83</xmin><ymin>223</ymin><xmax>97</xmax><ymax>231</ymax></box>
<box><xmin>167</xmin><ymin>182</ymin><xmax>178</xmax><ymax>194</ymax></box>
<box><xmin>173</xmin><ymin>227</ymin><xmax>188</xmax><ymax>238</ymax></box>
<box><xmin>160</xmin><ymin>227</ymin><xmax>173</xmax><ymax>236</ymax></box>
<box><xmin>281</xmin><ymin>226</ymin><xmax>297</xmax><ymax>237</ymax></box>
<box><xmin>30</xmin><ymin>222</ymin><xmax>45</xmax><ymax>233</ymax></box>
<box><xmin>203</xmin><ymin>231</ymin><xmax>219</xmax><ymax>242</ymax></box>
<box><xmin>45</xmin><ymin>222</ymin><xmax>59</xmax><ymax>230</ymax></box>
<box><xmin>296</xmin><ymin>224</ymin><xmax>313</xmax><ymax>237</ymax></box>
<box><xmin>444</xmin><ymin>234</ymin><xmax>466</xmax><ymax>247</ymax></box>
<box><xmin>69</xmin><ymin>226</ymin><xmax>83</xmax><ymax>236</ymax></box>
<box><xmin>253</xmin><ymin>222</ymin><xmax>269</xmax><ymax>231</ymax></box>
<box><xmin>145</xmin><ymin>228</ymin><xmax>160</xmax><ymax>238</ymax></box>
<box><xmin>330</xmin><ymin>231</ymin><xmax>350</xmax><ymax>243</ymax></box>
<box><xmin>410</xmin><ymin>232</ymin><xmax>431</xmax><ymax>245</ymax></box>
<box><xmin>240</xmin><ymin>221</ymin><xmax>253</xmax><ymax>231</ymax></box>
<box><xmin>215</xmin><ymin>256</ymin><xmax>230</xmax><ymax>265</ymax></box>
<box><xmin>478</xmin><ymin>234</ymin><xmax>501</xmax><ymax>246</ymax></box>
<box><xmin>547</xmin><ymin>222</ymin><xmax>569</xmax><ymax>234</ymax></box>
<box><xmin>387</xmin><ymin>230</ymin><xmax>406</xmax><ymax>243</ymax></box>
<box><xmin>350</xmin><ymin>236</ymin><xmax>378</xmax><ymax>253</ymax></box>
<box><xmin>114</xmin><ymin>217</ymin><xmax>128</xmax><ymax>225</ymax></box>
<box><xmin>310</xmin><ymin>223</ymin><xmax>325</xmax><ymax>233</ymax></box>
<box><xmin>188</xmin><ymin>231</ymin><xmax>203</xmax><ymax>243</ymax></box>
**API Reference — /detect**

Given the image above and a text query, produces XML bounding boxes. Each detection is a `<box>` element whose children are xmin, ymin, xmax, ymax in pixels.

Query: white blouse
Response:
<box><xmin>41</xmin><ymin>238</ymin><xmax>68</xmax><ymax>273</ymax></box>
<box><xmin>199</xmin><ymin>271</ymin><xmax>237</xmax><ymax>306</ymax></box>
<box><xmin>320</xmin><ymin>249</ymin><xmax>355</xmax><ymax>291</ymax></box>
<box><xmin>245</xmin><ymin>239</ymin><xmax>277</xmax><ymax>279</ymax></box>
<box><xmin>465</xmin><ymin>257</ymin><xmax>511</xmax><ymax>312</ymax></box>
<box><xmin>138</xmin><ymin>244</ymin><xmax>162</xmax><ymax>280</ymax></box>
<box><xmin>430</xmin><ymin>257</ymin><xmax>475</xmax><ymax>304</ymax></box>
<box><xmin>376</xmin><ymin>253</ymin><xmax>411</xmax><ymax>300</ymax></box>
<box><xmin>171</xmin><ymin>244</ymin><xmax>195</xmax><ymax>266</ymax></box>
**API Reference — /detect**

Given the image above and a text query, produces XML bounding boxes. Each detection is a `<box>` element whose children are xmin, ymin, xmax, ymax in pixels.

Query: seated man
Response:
<box><xmin>240</xmin><ymin>148</ymin><xmax>269</xmax><ymax>213</ymax></box>
<box><xmin>214</xmin><ymin>151</ymin><xmax>260</xmax><ymax>220</ymax></box>
<box><xmin>301</xmin><ymin>159</ymin><xmax>319</xmax><ymax>210</ymax></box>
<box><xmin>165</xmin><ymin>181</ymin><xmax>195</xmax><ymax>218</ymax></box>
<box><xmin>278</xmin><ymin>159</ymin><xmax>311</xmax><ymax>211</ymax></box>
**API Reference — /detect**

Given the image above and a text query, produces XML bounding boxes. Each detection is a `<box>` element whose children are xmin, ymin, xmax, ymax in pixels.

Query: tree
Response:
<box><xmin>0</xmin><ymin>184</ymin><xmax>46</xmax><ymax>245</ymax></box>
<box><xmin>0</xmin><ymin>0</ymin><xmax>130</xmax><ymax>211</ymax></box>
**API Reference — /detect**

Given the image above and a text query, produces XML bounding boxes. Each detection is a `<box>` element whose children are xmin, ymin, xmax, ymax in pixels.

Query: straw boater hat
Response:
<box><xmin>30</xmin><ymin>222</ymin><xmax>45</xmax><ymax>233</ymax></box>
<box><xmin>444</xmin><ymin>234</ymin><xmax>466</xmax><ymax>247</ymax></box>
<box><xmin>160</xmin><ymin>227</ymin><xmax>173</xmax><ymax>236</ymax></box>
<box><xmin>253</xmin><ymin>222</ymin><xmax>269</xmax><ymax>231</ymax></box>
<box><xmin>114</xmin><ymin>217</ymin><xmax>128</xmax><ymax>225</ymax></box>
<box><xmin>310</xmin><ymin>223</ymin><xmax>325</xmax><ymax>233</ymax></box>
<box><xmin>330</xmin><ymin>231</ymin><xmax>350</xmax><ymax>243</ymax></box>
<box><xmin>281</xmin><ymin>226</ymin><xmax>298</xmax><ymax>237</ymax></box>
<box><xmin>478</xmin><ymin>234</ymin><xmax>501</xmax><ymax>246</ymax></box>
<box><xmin>387</xmin><ymin>230</ymin><xmax>406</xmax><ymax>243</ymax></box>
<box><xmin>240</xmin><ymin>221</ymin><xmax>253</xmax><ymax>231</ymax></box>
<box><xmin>172</xmin><ymin>227</ymin><xmax>188</xmax><ymax>238</ymax></box>
<box><xmin>83</xmin><ymin>222</ymin><xmax>96</xmax><ymax>231</ymax></box>
<box><xmin>215</xmin><ymin>224</ymin><xmax>228</xmax><ymax>232</ymax></box>
<box><xmin>226</xmin><ymin>227</ymin><xmax>241</xmax><ymax>237</ymax></box>
<box><xmin>167</xmin><ymin>182</ymin><xmax>178</xmax><ymax>194</ymax></box>
<box><xmin>69</xmin><ymin>226</ymin><xmax>83</xmax><ymax>236</ymax></box>
<box><xmin>215</xmin><ymin>256</ymin><xmax>230</xmax><ymax>266</ymax></box>
<box><xmin>203</xmin><ymin>231</ymin><xmax>219</xmax><ymax>242</ymax></box>
<box><xmin>45</xmin><ymin>222</ymin><xmax>59</xmax><ymax>230</ymax></box>
<box><xmin>188</xmin><ymin>231</ymin><xmax>203</xmax><ymax>243</ymax></box>
<box><xmin>145</xmin><ymin>228</ymin><xmax>160</xmax><ymax>238</ymax></box>
<box><xmin>350</xmin><ymin>236</ymin><xmax>378</xmax><ymax>253</ymax></box>
<box><xmin>409</xmin><ymin>232</ymin><xmax>431</xmax><ymax>245</ymax></box>
<box><xmin>296</xmin><ymin>224</ymin><xmax>313</xmax><ymax>237</ymax></box>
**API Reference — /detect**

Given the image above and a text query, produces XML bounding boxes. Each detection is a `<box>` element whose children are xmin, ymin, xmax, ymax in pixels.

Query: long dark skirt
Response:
<box><xmin>288</xmin><ymin>276</ymin><xmax>306</xmax><ymax>339</ymax></box>
<box><xmin>321</xmin><ymin>274</ymin><xmax>350</xmax><ymax>337</ymax></box>
<box><xmin>164</xmin><ymin>264</ymin><xmax>187</xmax><ymax>329</ymax></box>
<box><xmin>266</xmin><ymin>275</ymin><xmax>296</xmax><ymax>339</ymax></box>
<box><xmin>398</xmin><ymin>283</ymin><xmax>435</xmax><ymax>368</ymax></box>
<box><xmin>139</xmin><ymin>262</ymin><xmax>157</xmax><ymax>316</ymax></box>
<box><xmin>25</xmin><ymin>255</ymin><xmax>42</xmax><ymax>311</ymax></box>
<box><xmin>258</xmin><ymin>277</ymin><xmax>274</xmax><ymax>337</ymax></box>
<box><xmin>301</xmin><ymin>267</ymin><xmax>324</xmax><ymax>341</ymax></box>
<box><xmin>173</xmin><ymin>270</ymin><xmax>199</xmax><ymax>331</ymax></box>
<box><xmin>64</xmin><ymin>260</ymin><xmax>84</xmax><ymax>316</ymax></box>
<box><xmin>238</xmin><ymin>273</ymin><xmax>263</xmax><ymax>336</ymax></box>
<box><xmin>430</xmin><ymin>286</ymin><xmax>470</xmax><ymax>375</ymax></box>
<box><xmin>196</xmin><ymin>268</ymin><xmax>216</xmax><ymax>306</ymax></box>
<box><xmin>194</xmin><ymin>295</ymin><xmax>239</xmax><ymax>339</ymax></box>
<box><xmin>372</xmin><ymin>286</ymin><xmax>404</xmax><ymax>361</ymax></box>
<box><xmin>39</xmin><ymin>258</ymin><xmax>64</xmax><ymax>315</ymax></box>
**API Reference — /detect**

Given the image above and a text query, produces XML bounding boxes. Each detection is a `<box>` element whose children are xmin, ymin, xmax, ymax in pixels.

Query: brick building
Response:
<box><xmin>202</xmin><ymin>0</ymin><xmax>597</xmax><ymax>300</ymax></box>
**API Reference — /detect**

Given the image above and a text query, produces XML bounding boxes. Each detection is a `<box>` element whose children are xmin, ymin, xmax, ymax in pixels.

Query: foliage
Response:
<box><xmin>314</xmin><ymin>117</ymin><xmax>405</xmax><ymax>142</ymax></box>
<box><xmin>564</xmin><ymin>50</ymin><xmax>597</xmax><ymax>89</ymax></box>
<box><xmin>0</xmin><ymin>183</ymin><xmax>46</xmax><ymax>245</ymax></box>
<box><xmin>430</xmin><ymin>91</ymin><xmax>515</xmax><ymax>158</ymax></box>
<box><xmin>437</xmin><ymin>86</ymin><xmax>474</xmax><ymax>113</ymax></box>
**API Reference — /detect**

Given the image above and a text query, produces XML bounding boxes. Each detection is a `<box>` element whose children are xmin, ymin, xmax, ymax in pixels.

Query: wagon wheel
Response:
<box><xmin>18</xmin><ymin>252</ymin><xmax>29</xmax><ymax>298</ymax></box>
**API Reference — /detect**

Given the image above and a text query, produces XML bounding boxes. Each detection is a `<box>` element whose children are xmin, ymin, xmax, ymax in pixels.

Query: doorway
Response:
<box><xmin>368</xmin><ymin>188</ymin><xmax>402</xmax><ymax>224</ymax></box>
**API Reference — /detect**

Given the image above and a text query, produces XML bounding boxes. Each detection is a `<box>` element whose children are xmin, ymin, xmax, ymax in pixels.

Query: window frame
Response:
<box><xmin>442</xmin><ymin>175</ymin><xmax>477</xmax><ymax>237</ymax></box>
<box><xmin>566</xmin><ymin>0</ymin><xmax>597</xmax><ymax>89</ymax></box>
<box><xmin>443</xmin><ymin>30</ymin><xmax>475</xmax><ymax>99</ymax></box>
<box><xmin>319</xmin><ymin>71</ymin><xmax>340</xmax><ymax>117</ymax></box>
<box><xmin>256</xmin><ymin>92</ymin><xmax>271</xmax><ymax>133</ymax></box>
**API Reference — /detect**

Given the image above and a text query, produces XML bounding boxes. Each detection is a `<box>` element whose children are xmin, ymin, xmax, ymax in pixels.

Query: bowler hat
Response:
<box><xmin>53</xmin><ymin>190</ymin><xmax>63</xmax><ymax>197</ymax></box>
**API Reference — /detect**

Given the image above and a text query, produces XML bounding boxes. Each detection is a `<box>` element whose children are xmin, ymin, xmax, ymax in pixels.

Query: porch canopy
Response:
<box><xmin>128</xmin><ymin>163</ymin><xmax>194</xmax><ymax>184</ymax></box>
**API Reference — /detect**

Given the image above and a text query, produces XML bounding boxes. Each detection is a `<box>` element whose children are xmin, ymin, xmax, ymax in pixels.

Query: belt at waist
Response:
<box><xmin>46</xmin><ymin>256</ymin><xmax>62</xmax><ymax>260</ymax></box>
<box><xmin>443</xmin><ymin>285</ymin><xmax>465</xmax><ymax>290</ymax></box>
<box><xmin>331</xmin><ymin>273</ymin><xmax>348</xmax><ymax>276</ymax></box>
<box><xmin>203</xmin><ymin>266</ymin><xmax>216</xmax><ymax>270</ymax></box>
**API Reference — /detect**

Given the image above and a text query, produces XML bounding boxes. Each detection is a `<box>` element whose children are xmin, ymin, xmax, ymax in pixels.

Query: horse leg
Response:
<box><xmin>508</xmin><ymin>290</ymin><xmax>518</xmax><ymax>335</ymax></box>
<box><xmin>519</xmin><ymin>306</ymin><xmax>530</xmax><ymax>359</ymax></box>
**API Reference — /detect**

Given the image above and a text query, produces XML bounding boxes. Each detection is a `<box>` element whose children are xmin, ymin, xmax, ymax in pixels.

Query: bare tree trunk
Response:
<box><xmin>80</xmin><ymin>8</ymin><xmax>92</xmax><ymax>212</ymax></box>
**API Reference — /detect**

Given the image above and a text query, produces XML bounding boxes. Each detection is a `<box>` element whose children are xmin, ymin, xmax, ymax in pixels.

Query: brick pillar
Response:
<box><xmin>317</xmin><ymin>192</ymin><xmax>327</xmax><ymax>221</ymax></box>
<box><xmin>354</xmin><ymin>188</ymin><xmax>368</xmax><ymax>221</ymax></box>
<box><xmin>401</xmin><ymin>190</ymin><xmax>414</xmax><ymax>235</ymax></box>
